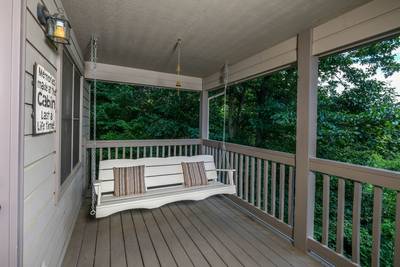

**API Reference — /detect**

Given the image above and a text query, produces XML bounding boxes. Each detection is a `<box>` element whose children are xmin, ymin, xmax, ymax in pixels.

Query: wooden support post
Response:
<box><xmin>200</xmin><ymin>90</ymin><xmax>209</xmax><ymax>139</ymax></box>
<box><xmin>294</xmin><ymin>29</ymin><xmax>318</xmax><ymax>251</ymax></box>
<box><xmin>200</xmin><ymin>90</ymin><xmax>209</xmax><ymax>153</ymax></box>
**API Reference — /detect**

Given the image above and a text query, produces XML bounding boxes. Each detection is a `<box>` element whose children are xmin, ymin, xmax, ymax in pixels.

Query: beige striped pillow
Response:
<box><xmin>181</xmin><ymin>161</ymin><xmax>208</xmax><ymax>187</ymax></box>
<box><xmin>113</xmin><ymin>165</ymin><xmax>145</xmax><ymax>197</ymax></box>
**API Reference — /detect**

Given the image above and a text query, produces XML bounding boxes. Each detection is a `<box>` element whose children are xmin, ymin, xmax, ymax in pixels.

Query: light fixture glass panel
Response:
<box><xmin>46</xmin><ymin>15</ymin><xmax>71</xmax><ymax>44</ymax></box>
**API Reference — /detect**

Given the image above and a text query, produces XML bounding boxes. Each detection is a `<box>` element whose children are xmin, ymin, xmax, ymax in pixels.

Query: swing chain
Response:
<box><xmin>90</xmin><ymin>36</ymin><xmax>98</xmax><ymax>216</ymax></box>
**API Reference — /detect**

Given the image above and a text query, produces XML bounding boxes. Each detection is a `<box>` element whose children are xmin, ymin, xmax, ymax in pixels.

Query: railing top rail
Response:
<box><xmin>86</xmin><ymin>139</ymin><xmax>400</xmax><ymax>188</ymax></box>
<box><xmin>86</xmin><ymin>139</ymin><xmax>202</xmax><ymax>148</ymax></box>
<box><xmin>202</xmin><ymin>139</ymin><xmax>295</xmax><ymax>166</ymax></box>
<box><xmin>310</xmin><ymin>157</ymin><xmax>400</xmax><ymax>191</ymax></box>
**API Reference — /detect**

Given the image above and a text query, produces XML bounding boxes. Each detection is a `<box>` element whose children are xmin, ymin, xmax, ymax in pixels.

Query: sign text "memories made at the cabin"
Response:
<box><xmin>34</xmin><ymin>64</ymin><xmax>56</xmax><ymax>135</ymax></box>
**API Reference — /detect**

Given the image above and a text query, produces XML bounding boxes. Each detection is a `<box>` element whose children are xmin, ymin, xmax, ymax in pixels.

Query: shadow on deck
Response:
<box><xmin>62</xmin><ymin>196</ymin><xmax>321</xmax><ymax>267</ymax></box>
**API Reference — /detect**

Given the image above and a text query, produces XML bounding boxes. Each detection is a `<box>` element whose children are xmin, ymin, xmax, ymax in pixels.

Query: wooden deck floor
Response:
<box><xmin>62</xmin><ymin>196</ymin><xmax>321</xmax><ymax>267</ymax></box>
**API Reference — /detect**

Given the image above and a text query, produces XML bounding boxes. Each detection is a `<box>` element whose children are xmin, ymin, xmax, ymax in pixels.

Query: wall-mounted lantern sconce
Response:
<box><xmin>37</xmin><ymin>3</ymin><xmax>71</xmax><ymax>45</ymax></box>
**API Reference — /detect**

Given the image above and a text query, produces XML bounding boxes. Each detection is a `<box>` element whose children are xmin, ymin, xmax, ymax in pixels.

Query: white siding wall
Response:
<box><xmin>23</xmin><ymin>0</ymin><xmax>86</xmax><ymax>266</ymax></box>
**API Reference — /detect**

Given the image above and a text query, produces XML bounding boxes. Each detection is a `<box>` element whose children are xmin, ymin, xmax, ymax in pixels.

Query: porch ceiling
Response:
<box><xmin>62</xmin><ymin>0</ymin><xmax>370</xmax><ymax>78</ymax></box>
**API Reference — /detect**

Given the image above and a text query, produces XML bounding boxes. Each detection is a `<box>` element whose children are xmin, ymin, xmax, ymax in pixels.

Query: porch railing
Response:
<box><xmin>86</xmin><ymin>139</ymin><xmax>202</xmax><ymax>160</ymax></box>
<box><xmin>308</xmin><ymin>157</ymin><xmax>400</xmax><ymax>267</ymax></box>
<box><xmin>202</xmin><ymin>139</ymin><xmax>296</xmax><ymax>238</ymax></box>
<box><xmin>85</xmin><ymin>138</ymin><xmax>400</xmax><ymax>266</ymax></box>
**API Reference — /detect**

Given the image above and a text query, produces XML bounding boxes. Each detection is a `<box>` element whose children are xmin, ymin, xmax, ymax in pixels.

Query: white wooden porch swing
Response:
<box><xmin>89</xmin><ymin>37</ymin><xmax>236</xmax><ymax>218</ymax></box>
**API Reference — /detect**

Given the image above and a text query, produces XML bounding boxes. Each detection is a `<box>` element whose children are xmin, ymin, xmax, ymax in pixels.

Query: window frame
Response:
<box><xmin>56</xmin><ymin>47</ymin><xmax>83</xmax><ymax>201</ymax></box>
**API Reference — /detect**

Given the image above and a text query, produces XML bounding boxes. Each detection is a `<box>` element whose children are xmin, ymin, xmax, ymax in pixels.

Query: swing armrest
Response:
<box><xmin>93</xmin><ymin>181</ymin><xmax>102</xmax><ymax>195</ymax></box>
<box><xmin>216</xmin><ymin>169</ymin><xmax>236</xmax><ymax>185</ymax></box>
<box><xmin>93</xmin><ymin>181</ymin><xmax>102</xmax><ymax>205</ymax></box>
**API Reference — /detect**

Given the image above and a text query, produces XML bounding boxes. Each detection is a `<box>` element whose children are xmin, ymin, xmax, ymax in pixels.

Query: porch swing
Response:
<box><xmin>89</xmin><ymin>37</ymin><xmax>236</xmax><ymax>218</ymax></box>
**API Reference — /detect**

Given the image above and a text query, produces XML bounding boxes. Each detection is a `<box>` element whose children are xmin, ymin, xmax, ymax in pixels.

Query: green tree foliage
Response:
<box><xmin>92</xmin><ymin>83</ymin><xmax>200</xmax><ymax>140</ymax></box>
<box><xmin>317</xmin><ymin>37</ymin><xmax>400</xmax><ymax>167</ymax></box>
<box><xmin>209</xmin><ymin>68</ymin><xmax>298</xmax><ymax>153</ymax></box>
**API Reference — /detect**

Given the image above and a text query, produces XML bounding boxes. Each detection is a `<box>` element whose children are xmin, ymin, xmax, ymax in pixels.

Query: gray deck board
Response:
<box><xmin>158</xmin><ymin>207</ymin><xmax>210</xmax><ymax>267</ymax></box>
<box><xmin>173</xmin><ymin>203</ymin><xmax>242</xmax><ymax>267</ymax></box>
<box><xmin>62</xmin><ymin>196</ymin><xmax>322</xmax><ymax>267</ymax></box>
<box><xmin>110</xmin><ymin>214</ymin><xmax>127</xmax><ymax>267</ymax></box>
<box><xmin>62</xmin><ymin>207</ymin><xmax>88</xmax><ymax>267</ymax></box>
<box><xmin>204</xmin><ymin>199</ymin><xmax>291</xmax><ymax>266</ymax></box>
<box><xmin>188</xmin><ymin>202</ymin><xmax>271</xmax><ymax>266</ymax></box>
<box><xmin>164</xmin><ymin>205</ymin><xmax>226</xmax><ymax>266</ymax></box>
<box><xmin>132</xmin><ymin>210</ymin><xmax>160</xmax><ymax>267</ymax></box>
<box><xmin>94</xmin><ymin>217</ymin><xmax>110</xmax><ymax>267</ymax></box>
<box><xmin>76</xmin><ymin>216</ymin><xmax>98</xmax><ymax>267</ymax></box>
<box><xmin>151</xmin><ymin>209</ymin><xmax>194</xmax><ymax>267</ymax></box>
<box><xmin>211</xmin><ymin>197</ymin><xmax>322</xmax><ymax>267</ymax></box>
<box><xmin>142</xmin><ymin>210</ymin><xmax>177</xmax><ymax>267</ymax></box>
<box><xmin>121</xmin><ymin>211</ymin><xmax>143</xmax><ymax>267</ymax></box>
<box><xmin>176</xmin><ymin>203</ymin><xmax>245</xmax><ymax>267</ymax></box>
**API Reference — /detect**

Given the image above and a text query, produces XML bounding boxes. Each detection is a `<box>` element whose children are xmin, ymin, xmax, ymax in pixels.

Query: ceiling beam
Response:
<box><xmin>85</xmin><ymin>62</ymin><xmax>203</xmax><ymax>91</ymax></box>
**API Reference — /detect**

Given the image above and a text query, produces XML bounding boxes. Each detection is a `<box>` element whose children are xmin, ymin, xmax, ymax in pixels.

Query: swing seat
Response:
<box><xmin>93</xmin><ymin>155</ymin><xmax>236</xmax><ymax>218</ymax></box>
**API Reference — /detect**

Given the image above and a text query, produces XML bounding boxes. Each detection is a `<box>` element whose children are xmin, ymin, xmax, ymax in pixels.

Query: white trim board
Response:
<box><xmin>203</xmin><ymin>37</ymin><xmax>297</xmax><ymax>91</ymax></box>
<box><xmin>313</xmin><ymin>0</ymin><xmax>400</xmax><ymax>56</ymax></box>
<box><xmin>85</xmin><ymin>62</ymin><xmax>203</xmax><ymax>91</ymax></box>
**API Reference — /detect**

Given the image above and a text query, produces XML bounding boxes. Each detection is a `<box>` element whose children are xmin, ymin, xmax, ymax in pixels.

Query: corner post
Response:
<box><xmin>199</xmin><ymin>90</ymin><xmax>209</xmax><ymax>152</ymax></box>
<box><xmin>200</xmin><ymin>90</ymin><xmax>209</xmax><ymax>139</ymax></box>
<box><xmin>1</xmin><ymin>0</ymin><xmax>24</xmax><ymax>266</ymax></box>
<box><xmin>294</xmin><ymin>29</ymin><xmax>318</xmax><ymax>251</ymax></box>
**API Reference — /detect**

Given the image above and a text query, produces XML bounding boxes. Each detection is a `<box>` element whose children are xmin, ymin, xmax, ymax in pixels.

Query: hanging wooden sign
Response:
<box><xmin>33</xmin><ymin>63</ymin><xmax>56</xmax><ymax>135</ymax></box>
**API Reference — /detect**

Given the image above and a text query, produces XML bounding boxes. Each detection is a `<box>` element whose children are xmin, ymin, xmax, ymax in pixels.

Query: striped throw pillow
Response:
<box><xmin>113</xmin><ymin>165</ymin><xmax>145</xmax><ymax>197</ymax></box>
<box><xmin>181</xmin><ymin>161</ymin><xmax>208</xmax><ymax>187</ymax></box>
